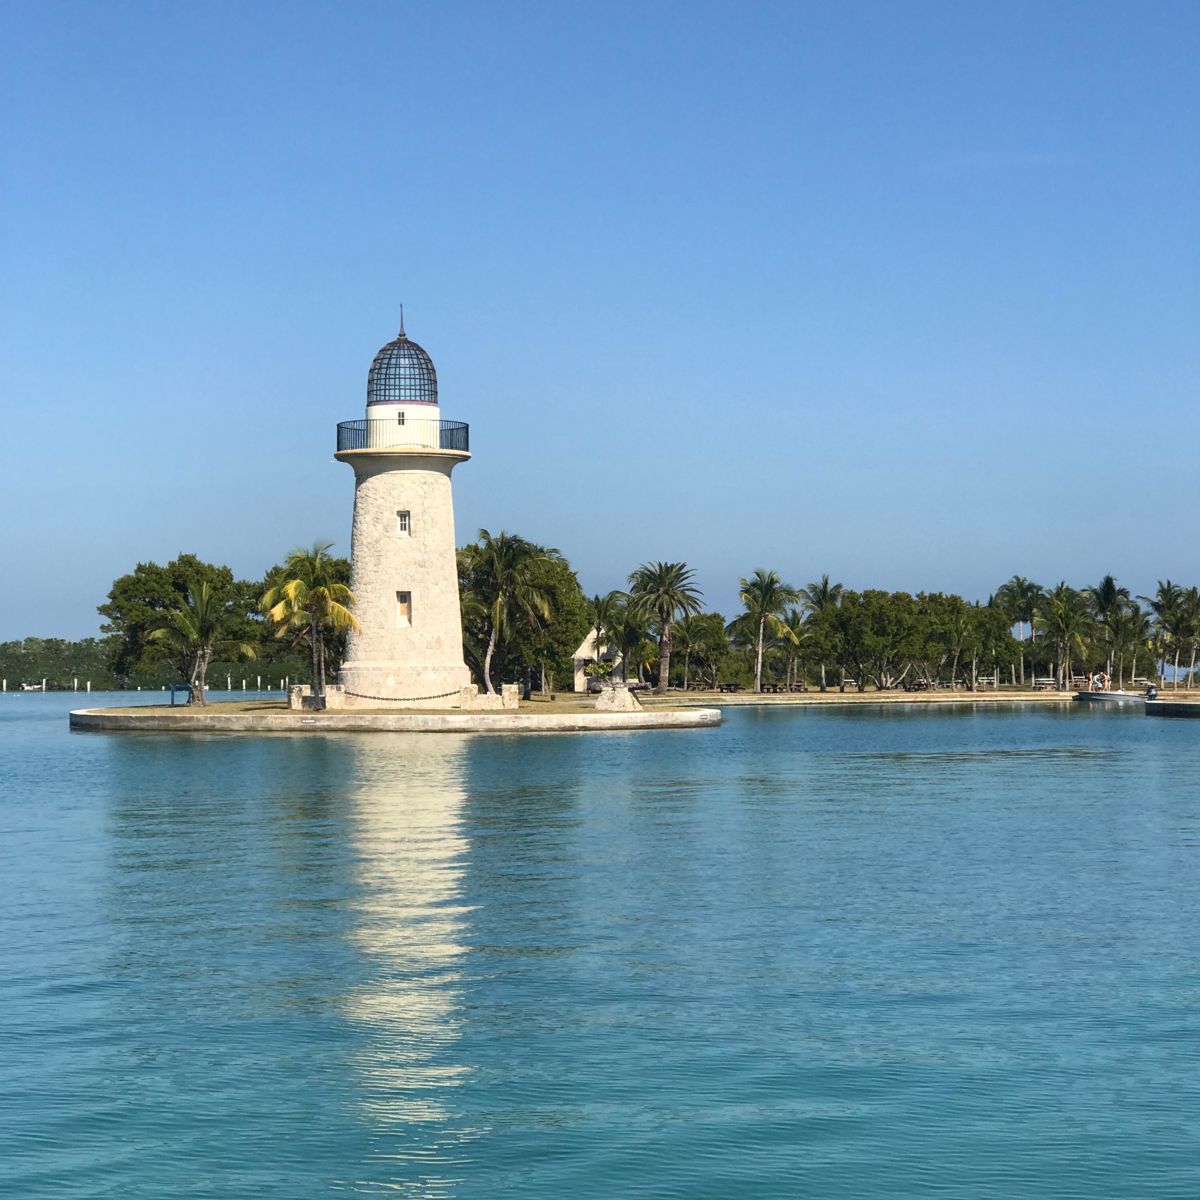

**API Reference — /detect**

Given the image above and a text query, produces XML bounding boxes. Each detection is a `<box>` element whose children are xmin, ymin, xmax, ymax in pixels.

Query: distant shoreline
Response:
<box><xmin>642</xmin><ymin>688</ymin><xmax>1192</xmax><ymax>708</ymax></box>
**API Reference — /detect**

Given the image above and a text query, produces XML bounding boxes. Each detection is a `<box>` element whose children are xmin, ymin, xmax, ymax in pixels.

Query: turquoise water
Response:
<box><xmin>3</xmin><ymin>695</ymin><xmax>1199</xmax><ymax>1198</ymax></box>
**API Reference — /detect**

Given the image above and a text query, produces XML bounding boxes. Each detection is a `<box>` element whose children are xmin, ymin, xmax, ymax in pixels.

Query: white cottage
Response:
<box><xmin>571</xmin><ymin>630</ymin><xmax>624</xmax><ymax>692</ymax></box>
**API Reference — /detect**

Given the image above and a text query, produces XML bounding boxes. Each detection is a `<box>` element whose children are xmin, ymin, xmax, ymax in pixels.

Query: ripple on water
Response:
<box><xmin>1</xmin><ymin>699</ymin><xmax>1199</xmax><ymax>1196</ymax></box>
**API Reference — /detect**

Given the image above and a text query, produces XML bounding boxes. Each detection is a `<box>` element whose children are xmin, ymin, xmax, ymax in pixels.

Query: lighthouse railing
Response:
<box><xmin>336</xmin><ymin>419</ymin><xmax>470</xmax><ymax>453</ymax></box>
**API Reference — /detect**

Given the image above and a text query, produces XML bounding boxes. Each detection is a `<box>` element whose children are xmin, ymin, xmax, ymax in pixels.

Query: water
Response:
<box><xmin>2</xmin><ymin>695</ymin><xmax>1199</xmax><ymax>1198</ymax></box>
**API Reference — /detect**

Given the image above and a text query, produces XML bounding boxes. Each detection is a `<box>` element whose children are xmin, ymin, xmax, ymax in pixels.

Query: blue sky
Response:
<box><xmin>2</xmin><ymin>1</ymin><xmax>1197</xmax><ymax>638</ymax></box>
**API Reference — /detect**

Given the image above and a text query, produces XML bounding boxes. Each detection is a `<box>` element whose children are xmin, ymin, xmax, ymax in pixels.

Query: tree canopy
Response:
<box><xmin>10</xmin><ymin>549</ymin><xmax>1194</xmax><ymax>696</ymax></box>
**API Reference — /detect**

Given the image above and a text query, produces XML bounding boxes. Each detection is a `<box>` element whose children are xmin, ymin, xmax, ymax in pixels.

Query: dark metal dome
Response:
<box><xmin>367</xmin><ymin>328</ymin><xmax>438</xmax><ymax>405</ymax></box>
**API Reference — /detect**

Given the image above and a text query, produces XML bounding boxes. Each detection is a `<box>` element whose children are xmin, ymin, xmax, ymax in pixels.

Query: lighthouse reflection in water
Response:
<box><xmin>341</xmin><ymin>734</ymin><xmax>482</xmax><ymax>1187</ymax></box>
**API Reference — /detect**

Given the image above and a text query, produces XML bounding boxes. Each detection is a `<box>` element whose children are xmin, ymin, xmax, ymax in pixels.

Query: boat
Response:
<box><xmin>1073</xmin><ymin>690</ymin><xmax>1144</xmax><ymax>707</ymax></box>
<box><xmin>1145</xmin><ymin>699</ymin><xmax>1200</xmax><ymax>719</ymax></box>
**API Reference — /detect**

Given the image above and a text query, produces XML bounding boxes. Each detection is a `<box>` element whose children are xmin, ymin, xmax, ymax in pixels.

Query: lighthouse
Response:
<box><xmin>334</xmin><ymin>321</ymin><xmax>472</xmax><ymax>708</ymax></box>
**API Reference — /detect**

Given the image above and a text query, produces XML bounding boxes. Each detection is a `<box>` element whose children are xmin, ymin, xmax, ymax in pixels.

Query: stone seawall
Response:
<box><xmin>69</xmin><ymin>707</ymin><xmax>722</xmax><ymax>735</ymax></box>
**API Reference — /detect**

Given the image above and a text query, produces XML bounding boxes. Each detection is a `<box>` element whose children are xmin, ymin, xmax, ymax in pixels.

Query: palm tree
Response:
<box><xmin>604</xmin><ymin>599</ymin><xmax>651</xmax><ymax>684</ymax></box>
<box><xmin>996</xmin><ymin>575</ymin><xmax>1043</xmax><ymax>685</ymax></box>
<box><xmin>673</xmin><ymin>613</ymin><xmax>701</xmax><ymax>691</ymax></box>
<box><xmin>1086</xmin><ymin>574</ymin><xmax>1131</xmax><ymax>677</ymax></box>
<box><xmin>587</xmin><ymin>590</ymin><xmax>627</xmax><ymax>679</ymax></box>
<box><xmin>799</xmin><ymin>574</ymin><xmax>843</xmax><ymax>612</ymax></box>
<box><xmin>628</xmin><ymin>562</ymin><xmax>703</xmax><ymax>693</ymax></box>
<box><xmin>148</xmin><ymin>580</ymin><xmax>257</xmax><ymax>705</ymax></box>
<box><xmin>730</xmin><ymin>569</ymin><xmax>801</xmax><ymax>692</ymax></box>
<box><xmin>261</xmin><ymin>542</ymin><xmax>359</xmax><ymax>702</ymax></box>
<box><xmin>1140</xmin><ymin>580</ymin><xmax>1184</xmax><ymax>688</ymax></box>
<box><xmin>1111</xmin><ymin>603</ymin><xmax>1151</xmax><ymax>688</ymax></box>
<box><xmin>798</xmin><ymin>575</ymin><xmax>843</xmax><ymax>691</ymax></box>
<box><xmin>782</xmin><ymin>606</ymin><xmax>809</xmax><ymax>691</ymax></box>
<box><xmin>459</xmin><ymin>530</ymin><xmax>560</xmax><ymax>693</ymax></box>
<box><xmin>1179</xmin><ymin>586</ymin><xmax>1200</xmax><ymax>691</ymax></box>
<box><xmin>1034</xmin><ymin>583</ymin><xmax>1094</xmax><ymax>689</ymax></box>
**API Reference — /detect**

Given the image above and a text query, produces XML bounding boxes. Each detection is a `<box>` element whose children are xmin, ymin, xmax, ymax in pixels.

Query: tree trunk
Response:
<box><xmin>1174</xmin><ymin>647</ymin><xmax>1181</xmax><ymax>690</ymax></box>
<box><xmin>309</xmin><ymin>612</ymin><xmax>321</xmax><ymax>697</ymax></box>
<box><xmin>819</xmin><ymin>662</ymin><xmax>827</xmax><ymax>692</ymax></box>
<box><xmin>483</xmin><ymin>624</ymin><xmax>498</xmax><ymax>694</ymax></box>
<box><xmin>192</xmin><ymin>645</ymin><xmax>212</xmax><ymax>706</ymax></box>
<box><xmin>314</xmin><ymin>612</ymin><xmax>327</xmax><ymax>697</ymax></box>
<box><xmin>755</xmin><ymin>616</ymin><xmax>765</xmax><ymax>692</ymax></box>
<box><xmin>657</xmin><ymin>623</ymin><xmax>671</xmax><ymax>694</ymax></box>
<box><xmin>683</xmin><ymin>649</ymin><xmax>691</xmax><ymax>691</ymax></box>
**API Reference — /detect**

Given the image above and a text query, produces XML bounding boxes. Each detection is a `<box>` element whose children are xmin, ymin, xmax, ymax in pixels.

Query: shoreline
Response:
<box><xmin>643</xmin><ymin>688</ymin><xmax>1118</xmax><ymax>708</ymax></box>
<box><xmin>66</xmin><ymin>685</ymin><xmax>1190</xmax><ymax>734</ymax></box>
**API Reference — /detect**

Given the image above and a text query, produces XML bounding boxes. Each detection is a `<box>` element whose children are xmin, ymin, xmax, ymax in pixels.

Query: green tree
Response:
<box><xmin>496</xmin><ymin>555</ymin><xmax>591</xmax><ymax>693</ymax></box>
<box><xmin>913</xmin><ymin>593</ymin><xmax>972</xmax><ymax>689</ymax></box>
<box><xmin>672</xmin><ymin>613</ymin><xmax>699</xmax><ymax>690</ymax></box>
<box><xmin>458</xmin><ymin>530</ymin><xmax>561</xmax><ymax>693</ymax></box>
<box><xmin>628</xmin><ymin>561</ymin><xmax>704</xmax><ymax>694</ymax></box>
<box><xmin>0</xmin><ymin>637</ymin><xmax>118</xmax><ymax>691</ymax></box>
<box><xmin>1086</xmin><ymin>574</ymin><xmax>1131</xmax><ymax>677</ymax></box>
<box><xmin>1035</xmin><ymin>583</ymin><xmax>1095</xmax><ymax>688</ymax></box>
<box><xmin>587</xmin><ymin>590</ymin><xmax>626</xmax><ymax>667</ymax></box>
<box><xmin>798</xmin><ymin>575</ymin><xmax>843</xmax><ymax>690</ymax></box>
<box><xmin>98</xmin><ymin>554</ymin><xmax>253</xmax><ymax>686</ymax></box>
<box><xmin>729</xmin><ymin>569</ymin><xmax>800</xmax><ymax>692</ymax></box>
<box><xmin>681</xmin><ymin>613</ymin><xmax>732</xmax><ymax>689</ymax></box>
<box><xmin>1140</xmin><ymin>580</ymin><xmax>1184</xmax><ymax>688</ymax></box>
<box><xmin>260</xmin><ymin>542</ymin><xmax>359</xmax><ymax>703</ymax></box>
<box><xmin>806</xmin><ymin>604</ymin><xmax>846</xmax><ymax>692</ymax></box>
<box><xmin>781</xmin><ymin>607</ymin><xmax>810</xmax><ymax>691</ymax></box>
<box><xmin>970</xmin><ymin>602</ymin><xmax>1019</xmax><ymax>690</ymax></box>
<box><xmin>1110</xmin><ymin>602</ymin><xmax>1151</xmax><ymax>688</ymax></box>
<box><xmin>147</xmin><ymin>581</ymin><xmax>257</xmax><ymax>704</ymax></box>
<box><xmin>845</xmin><ymin>590</ymin><xmax>920</xmax><ymax>692</ymax></box>
<box><xmin>609</xmin><ymin>599</ymin><xmax>655</xmax><ymax>684</ymax></box>
<box><xmin>995</xmin><ymin>575</ymin><xmax>1043</xmax><ymax>685</ymax></box>
<box><xmin>1178</xmin><ymin>586</ymin><xmax>1200</xmax><ymax>690</ymax></box>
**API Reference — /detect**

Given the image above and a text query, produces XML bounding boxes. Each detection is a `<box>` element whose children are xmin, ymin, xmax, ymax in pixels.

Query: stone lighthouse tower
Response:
<box><xmin>335</xmin><ymin>321</ymin><xmax>472</xmax><ymax>708</ymax></box>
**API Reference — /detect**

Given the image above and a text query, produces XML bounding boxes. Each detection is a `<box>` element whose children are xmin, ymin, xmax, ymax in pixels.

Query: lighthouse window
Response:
<box><xmin>396</xmin><ymin>510</ymin><xmax>410</xmax><ymax>536</ymax></box>
<box><xmin>396</xmin><ymin>411</ymin><xmax>406</xmax><ymax>426</ymax></box>
<box><xmin>396</xmin><ymin>591</ymin><xmax>412</xmax><ymax>626</ymax></box>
